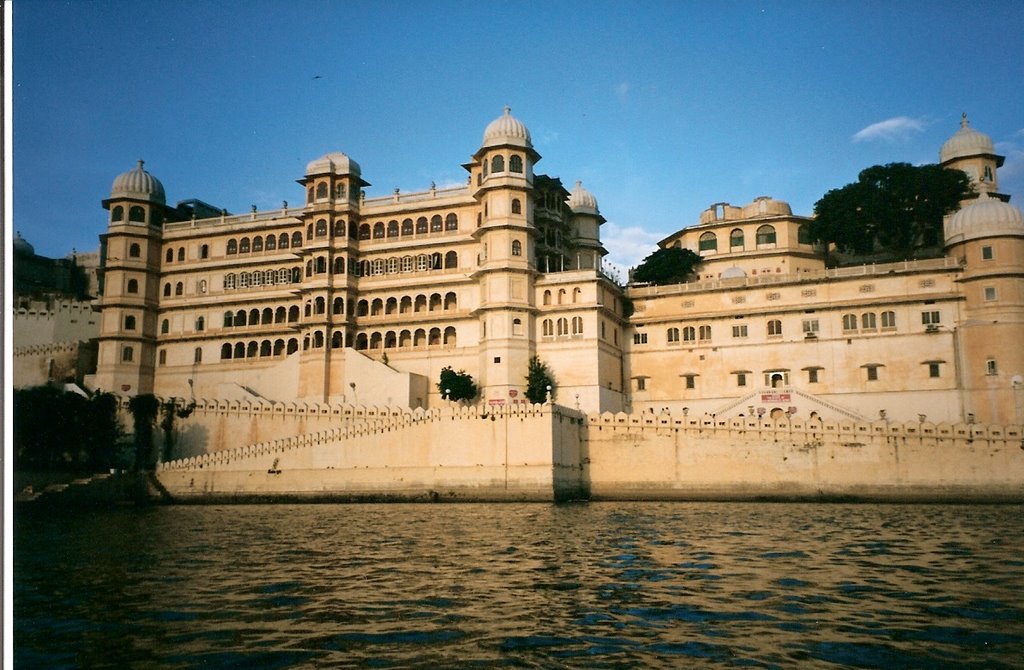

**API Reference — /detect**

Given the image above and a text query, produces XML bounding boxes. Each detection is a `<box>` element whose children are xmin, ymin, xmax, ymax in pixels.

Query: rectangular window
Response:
<box><xmin>984</xmin><ymin>287</ymin><xmax>997</xmax><ymax>301</ymax></box>
<box><xmin>732</xmin><ymin>325</ymin><xmax>748</xmax><ymax>338</ymax></box>
<box><xmin>982</xmin><ymin>246</ymin><xmax>993</xmax><ymax>260</ymax></box>
<box><xmin>633</xmin><ymin>332</ymin><xmax>648</xmax><ymax>345</ymax></box>
<box><xmin>986</xmin><ymin>359</ymin><xmax>998</xmax><ymax>375</ymax></box>
<box><xmin>866</xmin><ymin>366</ymin><xmax>879</xmax><ymax>381</ymax></box>
<box><xmin>922</xmin><ymin>311</ymin><xmax>941</xmax><ymax>325</ymax></box>
<box><xmin>635</xmin><ymin>378</ymin><xmax>646</xmax><ymax>391</ymax></box>
<box><xmin>684</xmin><ymin>375</ymin><xmax>696</xmax><ymax>389</ymax></box>
<box><xmin>808</xmin><ymin>368</ymin><xmax>819</xmax><ymax>383</ymax></box>
<box><xmin>803</xmin><ymin>319</ymin><xmax>819</xmax><ymax>334</ymax></box>
<box><xmin>736</xmin><ymin>373</ymin><xmax>747</xmax><ymax>387</ymax></box>
<box><xmin>928</xmin><ymin>363</ymin><xmax>941</xmax><ymax>378</ymax></box>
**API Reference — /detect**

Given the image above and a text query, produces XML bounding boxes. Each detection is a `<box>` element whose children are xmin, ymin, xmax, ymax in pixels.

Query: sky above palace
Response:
<box><xmin>9</xmin><ymin>0</ymin><xmax>1024</xmax><ymax>276</ymax></box>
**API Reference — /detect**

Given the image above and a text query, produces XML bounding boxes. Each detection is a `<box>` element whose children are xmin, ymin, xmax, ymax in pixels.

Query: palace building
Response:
<box><xmin>90</xmin><ymin>111</ymin><xmax>1024</xmax><ymax>425</ymax></box>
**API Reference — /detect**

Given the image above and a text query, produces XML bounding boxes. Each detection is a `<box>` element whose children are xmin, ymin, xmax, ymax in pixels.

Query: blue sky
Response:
<box><xmin>10</xmin><ymin>0</ymin><xmax>1024</xmax><ymax>273</ymax></box>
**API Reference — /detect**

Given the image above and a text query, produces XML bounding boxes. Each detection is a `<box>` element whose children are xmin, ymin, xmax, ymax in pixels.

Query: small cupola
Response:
<box><xmin>110</xmin><ymin>160</ymin><xmax>165</xmax><ymax>204</ymax></box>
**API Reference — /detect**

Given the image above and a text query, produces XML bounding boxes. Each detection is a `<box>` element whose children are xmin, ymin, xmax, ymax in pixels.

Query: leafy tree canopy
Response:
<box><xmin>438</xmin><ymin>367</ymin><xmax>478</xmax><ymax>402</ymax></box>
<box><xmin>525</xmin><ymin>356</ymin><xmax>556</xmax><ymax>404</ymax></box>
<box><xmin>632</xmin><ymin>247</ymin><xmax>702</xmax><ymax>285</ymax></box>
<box><xmin>809</xmin><ymin>162</ymin><xmax>972</xmax><ymax>263</ymax></box>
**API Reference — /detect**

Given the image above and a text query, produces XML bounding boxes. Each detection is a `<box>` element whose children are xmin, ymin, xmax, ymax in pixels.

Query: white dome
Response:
<box><xmin>945</xmin><ymin>193</ymin><xmax>1024</xmax><ymax>245</ymax></box>
<box><xmin>482</xmin><ymin>106</ymin><xmax>532</xmax><ymax>149</ymax></box>
<box><xmin>567</xmin><ymin>180</ymin><xmax>599</xmax><ymax>215</ymax></box>
<box><xmin>721</xmin><ymin>266</ymin><xmax>747</xmax><ymax>279</ymax></box>
<box><xmin>110</xmin><ymin>160</ymin><xmax>165</xmax><ymax>204</ymax></box>
<box><xmin>940</xmin><ymin>114</ymin><xmax>995</xmax><ymax>164</ymax></box>
<box><xmin>305</xmin><ymin>151</ymin><xmax>361</xmax><ymax>177</ymax></box>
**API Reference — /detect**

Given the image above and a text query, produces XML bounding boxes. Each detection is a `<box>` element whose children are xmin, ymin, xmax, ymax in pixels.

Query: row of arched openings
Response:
<box><xmin>354</xmin><ymin>327</ymin><xmax>457</xmax><ymax>350</ymax></box>
<box><xmin>221</xmin><ymin>338</ymin><xmax>300</xmax><ymax>359</ymax></box>
<box><xmin>697</xmin><ymin>224</ymin><xmax>811</xmax><ymax>252</ymax></box>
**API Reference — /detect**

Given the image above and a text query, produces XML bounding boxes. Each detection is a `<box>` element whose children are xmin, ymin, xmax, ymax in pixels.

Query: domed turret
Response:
<box><xmin>110</xmin><ymin>160</ymin><xmax>165</xmax><ymax>204</ymax></box>
<box><xmin>482</xmin><ymin>106</ymin><xmax>532</xmax><ymax>150</ymax></box>
<box><xmin>945</xmin><ymin>192</ymin><xmax>1024</xmax><ymax>246</ymax></box>
<box><xmin>305</xmin><ymin>151</ymin><xmax>361</xmax><ymax>177</ymax></box>
<box><xmin>13</xmin><ymin>231</ymin><xmax>35</xmax><ymax>257</ymax></box>
<box><xmin>568</xmin><ymin>180</ymin><xmax>600</xmax><ymax>215</ymax></box>
<box><xmin>940</xmin><ymin>114</ymin><xmax>996</xmax><ymax>164</ymax></box>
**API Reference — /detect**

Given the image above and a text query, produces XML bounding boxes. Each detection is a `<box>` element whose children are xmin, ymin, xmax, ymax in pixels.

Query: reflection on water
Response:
<box><xmin>15</xmin><ymin>503</ymin><xmax>1024</xmax><ymax>668</ymax></box>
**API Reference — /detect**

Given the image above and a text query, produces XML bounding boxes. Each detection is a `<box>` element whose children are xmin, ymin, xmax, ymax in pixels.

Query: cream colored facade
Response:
<box><xmin>93</xmin><ymin>113</ymin><xmax>1024</xmax><ymax>425</ymax></box>
<box><xmin>93</xmin><ymin>109</ymin><xmax>628</xmax><ymax>411</ymax></box>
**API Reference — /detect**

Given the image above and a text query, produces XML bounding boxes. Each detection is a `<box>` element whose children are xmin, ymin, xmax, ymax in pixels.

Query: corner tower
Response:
<box><xmin>940</xmin><ymin>114</ymin><xmax>1008</xmax><ymax>202</ymax></box>
<box><xmin>94</xmin><ymin>161</ymin><xmax>167</xmax><ymax>395</ymax></box>
<box><xmin>467</xmin><ymin>107</ymin><xmax>540</xmax><ymax>401</ymax></box>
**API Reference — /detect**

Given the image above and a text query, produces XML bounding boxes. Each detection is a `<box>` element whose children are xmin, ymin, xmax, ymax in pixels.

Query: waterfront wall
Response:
<box><xmin>583</xmin><ymin>413</ymin><xmax>1024</xmax><ymax>501</ymax></box>
<box><xmin>156</xmin><ymin>403</ymin><xmax>586</xmax><ymax>502</ymax></box>
<box><xmin>152</xmin><ymin>402</ymin><xmax>1023</xmax><ymax>502</ymax></box>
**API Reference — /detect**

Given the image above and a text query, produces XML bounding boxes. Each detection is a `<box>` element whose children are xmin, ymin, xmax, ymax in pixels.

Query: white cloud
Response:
<box><xmin>852</xmin><ymin>116</ymin><xmax>927</xmax><ymax>143</ymax></box>
<box><xmin>601</xmin><ymin>221</ymin><xmax>665</xmax><ymax>273</ymax></box>
<box><xmin>615</xmin><ymin>81</ymin><xmax>630</xmax><ymax>103</ymax></box>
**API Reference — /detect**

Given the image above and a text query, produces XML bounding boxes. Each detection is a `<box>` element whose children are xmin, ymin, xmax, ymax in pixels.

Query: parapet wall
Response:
<box><xmin>156</xmin><ymin>402</ymin><xmax>586</xmax><ymax>502</ymax></box>
<box><xmin>144</xmin><ymin>401</ymin><xmax>1022</xmax><ymax>502</ymax></box>
<box><xmin>583</xmin><ymin>412</ymin><xmax>1024</xmax><ymax>501</ymax></box>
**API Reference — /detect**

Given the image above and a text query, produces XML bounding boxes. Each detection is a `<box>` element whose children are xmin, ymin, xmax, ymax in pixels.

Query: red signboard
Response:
<box><xmin>488</xmin><ymin>399</ymin><xmax>506</xmax><ymax>406</ymax></box>
<box><xmin>761</xmin><ymin>393</ymin><xmax>791</xmax><ymax>403</ymax></box>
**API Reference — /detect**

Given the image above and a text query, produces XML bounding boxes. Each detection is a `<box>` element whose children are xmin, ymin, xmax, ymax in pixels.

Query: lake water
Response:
<box><xmin>14</xmin><ymin>502</ymin><xmax>1024</xmax><ymax>669</ymax></box>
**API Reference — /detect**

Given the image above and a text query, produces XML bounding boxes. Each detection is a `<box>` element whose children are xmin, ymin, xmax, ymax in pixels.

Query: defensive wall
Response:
<box><xmin>151</xmin><ymin>401</ymin><xmax>1024</xmax><ymax>503</ymax></box>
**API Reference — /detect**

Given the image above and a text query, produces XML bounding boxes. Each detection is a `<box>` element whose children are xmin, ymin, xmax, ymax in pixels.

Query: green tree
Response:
<box><xmin>525</xmin><ymin>356</ymin><xmax>556</xmax><ymax>404</ymax></box>
<box><xmin>13</xmin><ymin>386</ymin><xmax>123</xmax><ymax>471</ymax></box>
<box><xmin>438</xmin><ymin>367</ymin><xmax>478</xmax><ymax>402</ymax></box>
<box><xmin>810</xmin><ymin>162</ymin><xmax>972</xmax><ymax>263</ymax></box>
<box><xmin>632</xmin><ymin>247</ymin><xmax>702</xmax><ymax>285</ymax></box>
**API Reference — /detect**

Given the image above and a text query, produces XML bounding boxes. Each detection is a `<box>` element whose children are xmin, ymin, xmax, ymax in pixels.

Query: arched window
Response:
<box><xmin>356</xmin><ymin>333</ymin><xmax>368</xmax><ymax>350</ymax></box>
<box><xmin>262</xmin><ymin>308</ymin><xmax>273</xmax><ymax>324</ymax></box>
<box><xmin>125</xmin><ymin>315</ymin><xmax>137</xmax><ymax>330</ymax></box>
<box><xmin>252</xmin><ymin>236</ymin><xmax>263</xmax><ymax>252</ymax></box>
<box><xmin>401</xmin><ymin>219</ymin><xmax>414</xmax><ymax>236</ymax></box>
<box><xmin>307</xmin><ymin>224</ymin><xmax>314</xmax><ymax>240</ymax></box>
<box><xmin>756</xmin><ymin>225</ymin><xmax>777</xmax><ymax>246</ymax></box>
<box><xmin>767</xmin><ymin>319</ymin><xmax>783</xmax><ymax>337</ymax></box>
<box><xmin>175</xmin><ymin>282</ymin><xmax>184</xmax><ymax>296</ymax></box>
<box><xmin>112</xmin><ymin>206</ymin><xmax>124</xmax><ymax>222</ymax></box>
<box><xmin>429</xmin><ymin>328</ymin><xmax>441</xmax><ymax>346</ymax></box>
<box><xmin>430</xmin><ymin>215</ymin><xmax>443</xmax><ymax>233</ymax></box>
<box><xmin>416</xmin><ymin>217</ymin><xmax>428</xmax><ymax>234</ymax></box>
<box><xmin>316</xmin><ymin>219</ymin><xmax>327</xmax><ymax>237</ymax></box>
<box><xmin>239</xmin><ymin>238</ymin><xmax>250</xmax><ymax>254</ymax></box>
<box><xmin>234</xmin><ymin>342</ymin><xmax>245</xmax><ymax>358</ymax></box>
<box><xmin>315</xmin><ymin>297</ymin><xmax>326</xmax><ymax>314</ymax></box>
<box><xmin>444</xmin><ymin>292</ymin><xmax>457</xmax><ymax>310</ymax></box>
<box><xmin>699</xmin><ymin>232</ymin><xmax>718</xmax><ymax>252</ymax></box>
<box><xmin>194</xmin><ymin>347</ymin><xmax>202</xmax><ymax>364</ymax></box>
<box><xmin>291</xmin><ymin>267</ymin><xmax>301</xmax><ymax>283</ymax></box>
<box><xmin>127</xmin><ymin>278</ymin><xmax>139</xmax><ymax>294</ymax></box>
<box><xmin>223</xmin><ymin>274</ymin><xmax>236</xmax><ymax>290</ymax></box>
<box><xmin>265</xmin><ymin>236</ymin><xmax>276</xmax><ymax>251</ymax></box>
<box><xmin>359</xmin><ymin>223</ymin><xmax>371</xmax><ymax>240</ymax></box>
<box><xmin>166</xmin><ymin>248</ymin><xmax>174</xmax><ymax>263</ymax></box>
<box><xmin>227</xmin><ymin>239</ymin><xmax>238</xmax><ymax>254</ymax></box>
<box><xmin>572</xmin><ymin>317</ymin><xmax>583</xmax><ymax>336</ymax></box>
<box><xmin>287</xmin><ymin>338</ymin><xmax>298</xmax><ymax>354</ymax></box>
<box><xmin>332</xmin><ymin>332</ymin><xmax>343</xmax><ymax>349</ymax></box>
<box><xmin>122</xmin><ymin>346</ymin><xmax>134</xmax><ymax>362</ymax></box>
<box><xmin>387</xmin><ymin>220</ymin><xmax>399</xmax><ymax>237</ymax></box>
<box><xmin>667</xmin><ymin>327</ymin><xmax>680</xmax><ymax>343</ymax></box>
<box><xmin>279</xmin><ymin>233</ymin><xmax>289</xmax><ymax>249</ymax></box>
<box><xmin>247</xmin><ymin>341</ymin><xmax>258</xmax><ymax>358</ymax></box>
<box><xmin>196</xmin><ymin>316</ymin><xmax>205</xmax><ymax>331</ymax></box>
<box><xmin>357</xmin><ymin>300</ymin><xmax>369</xmax><ymax>316</ymax></box>
<box><xmin>260</xmin><ymin>340</ymin><xmax>272</xmax><ymax>357</ymax></box>
<box><xmin>316</xmin><ymin>256</ymin><xmax>326</xmax><ymax>273</ymax></box>
<box><xmin>274</xmin><ymin>339</ymin><xmax>285</xmax><ymax>355</ymax></box>
<box><xmin>334</xmin><ymin>220</ymin><xmax>345</xmax><ymax>236</ymax></box>
<box><xmin>307</xmin><ymin>187</ymin><xmax>314</xmax><ymax>204</ymax></box>
<box><xmin>512</xmin><ymin>318</ymin><xmax>523</xmax><ymax>336</ymax></box>
<box><xmin>861</xmin><ymin>312</ymin><xmax>877</xmax><ymax>330</ymax></box>
<box><xmin>511</xmin><ymin>199</ymin><xmax>521</xmax><ymax>215</ymax></box>
<box><xmin>221</xmin><ymin>343</ymin><xmax>232</xmax><ymax>359</ymax></box>
<box><xmin>306</xmin><ymin>260</ymin><xmax>313</xmax><ymax>277</ymax></box>
<box><xmin>399</xmin><ymin>330</ymin><xmax>412</xmax><ymax>347</ymax></box>
<box><xmin>177</xmin><ymin>247</ymin><xmax>185</xmax><ymax>261</ymax></box>
<box><xmin>128</xmin><ymin>206</ymin><xmax>145</xmax><ymax>222</ymax></box>
<box><xmin>291</xmin><ymin>231</ymin><xmax>302</xmax><ymax>247</ymax></box>
<box><xmin>334</xmin><ymin>257</ymin><xmax>345</xmax><ymax>274</ymax></box>
<box><xmin>160</xmin><ymin>319</ymin><xmax>169</xmax><ymax>334</ymax></box>
<box><xmin>236</xmin><ymin>310</ymin><xmax>247</xmax><ymax>326</ymax></box>
<box><xmin>373</xmin><ymin>222</ymin><xmax>385</xmax><ymax>239</ymax></box>
<box><xmin>288</xmin><ymin>306</ymin><xmax>299</xmax><ymax>322</ymax></box>
<box><xmin>881</xmin><ymin>311</ymin><xmax>896</xmax><ymax>329</ymax></box>
<box><xmin>682</xmin><ymin>326</ymin><xmax>696</xmax><ymax>342</ymax></box>
<box><xmin>512</xmin><ymin>240</ymin><xmax>522</xmax><ymax>256</ymax></box>
<box><xmin>729</xmin><ymin>229</ymin><xmax>744</xmax><ymax>249</ymax></box>
<box><xmin>842</xmin><ymin>314</ymin><xmax>858</xmax><ymax>331</ymax></box>
<box><xmin>445</xmin><ymin>213</ymin><xmax>458</xmax><ymax>231</ymax></box>
<box><xmin>223</xmin><ymin>311</ymin><xmax>234</xmax><ymax>327</ymax></box>
<box><xmin>445</xmin><ymin>251</ymin><xmax>458</xmax><ymax>268</ymax></box>
<box><xmin>543</xmin><ymin>319</ymin><xmax>554</xmax><ymax>337</ymax></box>
<box><xmin>573</xmin><ymin>287</ymin><xmax>582</xmax><ymax>303</ymax></box>
<box><xmin>699</xmin><ymin>325</ymin><xmax>711</xmax><ymax>341</ymax></box>
<box><xmin>509</xmin><ymin>155</ymin><xmax>523</xmax><ymax>173</ymax></box>
<box><xmin>491</xmin><ymin>155</ymin><xmax>504</xmax><ymax>173</ymax></box>
<box><xmin>163</xmin><ymin>283</ymin><xmax>172</xmax><ymax>297</ymax></box>
<box><xmin>316</xmin><ymin>182</ymin><xmax>328</xmax><ymax>200</ymax></box>
<box><xmin>414</xmin><ymin>295</ymin><xmax>427</xmax><ymax>312</ymax></box>
<box><xmin>129</xmin><ymin>243</ymin><xmax>141</xmax><ymax>258</ymax></box>
<box><xmin>249</xmin><ymin>308</ymin><xmax>259</xmax><ymax>325</ymax></box>
<box><xmin>557</xmin><ymin>317</ymin><xmax>569</xmax><ymax>336</ymax></box>
<box><xmin>444</xmin><ymin>326</ymin><xmax>457</xmax><ymax>347</ymax></box>
<box><xmin>797</xmin><ymin>225</ymin><xmax>811</xmax><ymax>245</ymax></box>
<box><xmin>333</xmin><ymin>297</ymin><xmax>344</xmax><ymax>314</ymax></box>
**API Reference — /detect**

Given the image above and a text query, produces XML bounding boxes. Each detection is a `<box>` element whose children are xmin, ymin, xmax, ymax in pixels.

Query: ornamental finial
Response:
<box><xmin>961</xmin><ymin>112</ymin><xmax>969</xmax><ymax>128</ymax></box>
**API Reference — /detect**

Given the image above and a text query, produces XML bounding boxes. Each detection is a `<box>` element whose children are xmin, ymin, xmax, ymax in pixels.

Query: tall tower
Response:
<box><xmin>94</xmin><ymin>161</ymin><xmax>167</xmax><ymax>395</ymax></box>
<box><xmin>942</xmin><ymin>118</ymin><xmax>1024</xmax><ymax>424</ymax></box>
<box><xmin>295</xmin><ymin>152</ymin><xmax>369</xmax><ymax>400</ymax></box>
<box><xmin>468</xmin><ymin>107</ymin><xmax>540</xmax><ymax>401</ymax></box>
